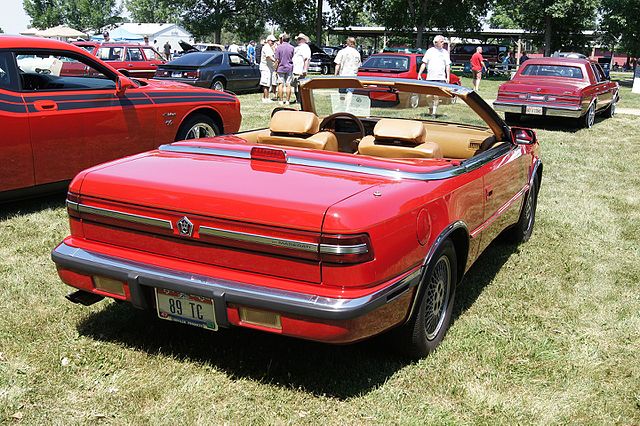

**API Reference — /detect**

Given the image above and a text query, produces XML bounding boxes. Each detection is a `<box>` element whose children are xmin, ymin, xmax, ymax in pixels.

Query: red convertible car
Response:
<box><xmin>52</xmin><ymin>76</ymin><xmax>542</xmax><ymax>358</ymax></box>
<box><xmin>0</xmin><ymin>36</ymin><xmax>241</xmax><ymax>200</ymax></box>
<box><xmin>494</xmin><ymin>57</ymin><xmax>619</xmax><ymax>128</ymax></box>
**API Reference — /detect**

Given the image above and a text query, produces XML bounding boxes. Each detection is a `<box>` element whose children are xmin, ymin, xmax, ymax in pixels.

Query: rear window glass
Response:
<box><xmin>361</xmin><ymin>56</ymin><xmax>410</xmax><ymax>71</ymax></box>
<box><xmin>170</xmin><ymin>52</ymin><xmax>221</xmax><ymax>66</ymax></box>
<box><xmin>521</xmin><ymin>64</ymin><xmax>583</xmax><ymax>79</ymax></box>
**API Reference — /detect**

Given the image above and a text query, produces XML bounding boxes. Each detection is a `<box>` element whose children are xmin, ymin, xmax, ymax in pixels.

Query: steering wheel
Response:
<box><xmin>319</xmin><ymin>112</ymin><xmax>365</xmax><ymax>141</ymax></box>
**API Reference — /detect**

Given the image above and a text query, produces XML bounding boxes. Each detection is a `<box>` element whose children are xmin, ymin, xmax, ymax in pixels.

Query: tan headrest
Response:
<box><xmin>270</xmin><ymin>110</ymin><xmax>320</xmax><ymax>135</ymax></box>
<box><xmin>374</xmin><ymin>119</ymin><xmax>426</xmax><ymax>144</ymax></box>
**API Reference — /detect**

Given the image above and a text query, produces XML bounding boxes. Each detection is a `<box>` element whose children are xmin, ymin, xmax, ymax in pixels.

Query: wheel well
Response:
<box><xmin>535</xmin><ymin>164</ymin><xmax>543</xmax><ymax>189</ymax></box>
<box><xmin>448</xmin><ymin>227</ymin><xmax>469</xmax><ymax>285</ymax></box>
<box><xmin>211</xmin><ymin>76</ymin><xmax>226</xmax><ymax>86</ymax></box>
<box><xmin>178</xmin><ymin>108</ymin><xmax>224</xmax><ymax>138</ymax></box>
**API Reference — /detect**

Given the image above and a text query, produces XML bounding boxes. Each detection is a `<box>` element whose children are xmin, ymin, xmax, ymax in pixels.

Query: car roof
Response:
<box><xmin>0</xmin><ymin>35</ymin><xmax>98</xmax><ymax>56</ymax></box>
<box><xmin>521</xmin><ymin>57</ymin><xmax>590</xmax><ymax>66</ymax></box>
<box><xmin>368</xmin><ymin>52</ymin><xmax>419</xmax><ymax>57</ymax></box>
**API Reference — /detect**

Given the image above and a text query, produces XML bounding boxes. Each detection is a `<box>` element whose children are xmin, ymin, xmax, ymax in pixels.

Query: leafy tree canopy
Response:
<box><xmin>23</xmin><ymin>0</ymin><xmax>64</xmax><ymax>29</ymax></box>
<box><xmin>24</xmin><ymin>0</ymin><xmax>120</xmax><ymax>31</ymax></box>
<box><xmin>124</xmin><ymin>0</ymin><xmax>184</xmax><ymax>23</ymax></box>
<box><xmin>599</xmin><ymin>0</ymin><xmax>640</xmax><ymax>57</ymax></box>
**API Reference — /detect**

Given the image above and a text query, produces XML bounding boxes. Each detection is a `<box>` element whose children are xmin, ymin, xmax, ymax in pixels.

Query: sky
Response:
<box><xmin>1</xmin><ymin>0</ymin><xmax>31</xmax><ymax>35</ymax></box>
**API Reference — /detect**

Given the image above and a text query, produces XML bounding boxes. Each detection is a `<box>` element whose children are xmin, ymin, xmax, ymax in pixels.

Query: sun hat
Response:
<box><xmin>266</xmin><ymin>34</ymin><xmax>277</xmax><ymax>42</ymax></box>
<box><xmin>296</xmin><ymin>33</ymin><xmax>309</xmax><ymax>42</ymax></box>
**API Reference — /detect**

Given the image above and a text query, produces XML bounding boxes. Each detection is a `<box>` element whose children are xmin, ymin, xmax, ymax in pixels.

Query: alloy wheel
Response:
<box><xmin>424</xmin><ymin>255</ymin><xmax>451</xmax><ymax>340</ymax></box>
<box><xmin>186</xmin><ymin>123</ymin><xmax>216</xmax><ymax>139</ymax></box>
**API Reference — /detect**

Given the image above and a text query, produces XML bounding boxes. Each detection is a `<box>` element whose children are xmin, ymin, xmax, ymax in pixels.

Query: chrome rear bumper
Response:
<box><xmin>493</xmin><ymin>101</ymin><xmax>583</xmax><ymax>118</ymax></box>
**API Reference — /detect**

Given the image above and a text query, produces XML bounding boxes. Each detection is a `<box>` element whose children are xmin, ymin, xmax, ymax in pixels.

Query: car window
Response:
<box><xmin>16</xmin><ymin>51</ymin><xmax>116</xmax><ymax>91</ymax></box>
<box><xmin>97</xmin><ymin>47</ymin><xmax>124</xmax><ymax>61</ymax></box>
<box><xmin>229</xmin><ymin>54</ymin><xmax>249</xmax><ymax>66</ymax></box>
<box><xmin>170</xmin><ymin>52</ymin><xmax>221</xmax><ymax>66</ymax></box>
<box><xmin>126</xmin><ymin>48</ymin><xmax>144</xmax><ymax>61</ymax></box>
<box><xmin>0</xmin><ymin>52</ymin><xmax>18</xmax><ymax>91</ymax></box>
<box><xmin>521</xmin><ymin>64</ymin><xmax>584</xmax><ymax>79</ymax></box>
<box><xmin>361</xmin><ymin>55</ymin><xmax>409</xmax><ymax>71</ymax></box>
<box><xmin>78</xmin><ymin>45</ymin><xmax>95</xmax><ymax>53</ymax></box>
<box><xmin>591</xmin><ymin>63</ymin><xmax>605</xmax><ymax>82</ymax></box>
<box><xmin>142</xmin><ymin>47</ymin><xmax>164</xmax><ymax>61</ymax></box>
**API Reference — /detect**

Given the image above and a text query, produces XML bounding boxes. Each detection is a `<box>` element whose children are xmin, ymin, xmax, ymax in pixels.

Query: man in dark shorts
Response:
<box><xmin>470</xmin><ymin>46</ymin><xmax>486</xmax><ymax>92</ymax></box>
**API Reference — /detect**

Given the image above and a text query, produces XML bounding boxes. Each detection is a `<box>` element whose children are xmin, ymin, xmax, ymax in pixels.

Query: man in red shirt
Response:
<box><xmin>470</xmin><ymin>46</ymin><xmax>487</xmax><ymax>92</ymax></box>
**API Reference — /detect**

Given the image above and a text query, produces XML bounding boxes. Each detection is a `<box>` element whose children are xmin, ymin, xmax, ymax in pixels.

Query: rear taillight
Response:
<box><xmin>154</xmin><ymin>69</ymin><xmax>170</xmax><ymax>77</ymax></box>
<box><xmin>320</xmin><ymin>233</ymin><xmax>374</xmax><ymax>264</ymax></box>
<box><xmin>184</xmin><ymin>70</ymin><xmax>199</xmax><ymax>79</ymax></box>
<box><xmin>251</xmin><ymin>147</ymin><xmax>287</xmax><ymax>163</ymax></box>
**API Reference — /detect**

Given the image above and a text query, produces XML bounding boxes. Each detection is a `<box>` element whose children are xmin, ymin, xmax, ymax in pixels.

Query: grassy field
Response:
<box><xmin>1</xmin><ymin>79</ymin><xmax>639</xmax><ymax>424</ymax></box>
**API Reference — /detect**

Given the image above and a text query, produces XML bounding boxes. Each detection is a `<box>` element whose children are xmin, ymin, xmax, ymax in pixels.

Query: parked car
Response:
<box><xmin>358</xmin><ymin>52</ymin><xmax>461</xmax><ymax>85</ymax></box>
<box><xmin>52</xmin><ymin>75</ymin><xmax>542</xmax><ymax>358</ymax></box>
<box><xmin>153</xmin><ymin>51</ymin><xmax>259</xmax><ymax>92</ymax></box>
<box><xmin>450</xmin><ymin>44</ymin><xmax>508</xmax><ymax>68</ymax></box>
<box><xmin>322</xmin><ymin>46</ymin><xmax>342</xmax><ymax>58</ymax></box>
<box><xmin>493</xmin><ymin>57</ymin><xmax>619</xmax><ymax>128</ymax></box>
<box><xmin>73</xmin><ymin>41</ymin><xmax>165</xmax><ymax>79</ymax></box>
<box><xmin>551</xmin><ymin>52</ymin><xmax>587</xmax><ymax>59</ymax></box>
<box><xmin>0</xmin><ymin>35</ymin><xmax>241</xmax><ymax>200</ymax></box>
<box><xmin>308</xmin><ymin>43</ymin><xmax>335</xmax><ymax>75</ymax></box>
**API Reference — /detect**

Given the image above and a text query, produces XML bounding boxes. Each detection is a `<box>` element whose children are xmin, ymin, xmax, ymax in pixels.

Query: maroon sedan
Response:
<box><xmin>358</xmin><ymin>53</ymin><xmax>461</xmax><ymax>85</ymax></box>
<box><xmin>494</xmin><ymin>58</ymin><xmax>619</xmax><ymax>128</ymax></box>
<box><xmin>74</xmin><ymin>42</ymin><xmax>165</xmax><ymax>79</ymax></box>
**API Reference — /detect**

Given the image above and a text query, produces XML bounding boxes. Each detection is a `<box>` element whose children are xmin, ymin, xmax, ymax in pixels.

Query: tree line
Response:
<box><xmin>23</xmin><ymin>0</ymin><xmax>640</xmax><ymax>57</ymax></box>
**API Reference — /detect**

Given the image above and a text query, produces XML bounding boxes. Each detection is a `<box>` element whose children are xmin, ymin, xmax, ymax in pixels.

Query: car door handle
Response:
<box><xmin>33</xmin><ymin>100</ymin><xmax>58</xmax><ymax>111</ymax></box>
<box><xmin>128</xmin><ymin>64</ymin><xmax>134</xmax><ymax>67</ymax></box>
<box><xmin>485</xmin><ymin>186</ymin><xmax>494</xmax><ymax>198</ymax></box>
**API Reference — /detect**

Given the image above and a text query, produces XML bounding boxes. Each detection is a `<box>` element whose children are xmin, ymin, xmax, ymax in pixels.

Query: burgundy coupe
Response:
<box><xmin>494</xmin><ymin>57</ymin><xmax>619</xmax><ymax>128</ymax></box>
<box><xmin>52</xmin><ymin>77</ymin><xmax>542</xmax><ymax>358</ymax></box>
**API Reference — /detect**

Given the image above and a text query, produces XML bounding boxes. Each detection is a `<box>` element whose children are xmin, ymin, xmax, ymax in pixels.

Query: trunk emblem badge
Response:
<box><xmin>177</xmin><ymin>217</ymin><xmax>194</xmax><ymax>236</ymax></box>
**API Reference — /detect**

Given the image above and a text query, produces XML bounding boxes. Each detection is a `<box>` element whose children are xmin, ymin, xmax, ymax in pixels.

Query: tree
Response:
<box><xmin>63</xmin><ymin>0</ymin><xmax>122</xmax><ymax>32</ymax></box>
<box><xmin>367</xmin><ymin>0</ymin><xmax>491</xmax><ymax>48</ymax></box>
<box><xmin>124</xmin><ymin>0</ymin><xmax>185</xmax><ymax>23</ymax></box>
<box><xmin>490</xmin><ymin>0</ymin><xmax>598</xmax><ymax>56</ymax></box>
<box><xmin>599</xmin><ymin>0</ymin><xmax>640</xmax><ymax>58</ymax></box>
<box><xmin>23</xmin><ymin>0</ymin><xmax>64</xmax><ymax>29</ymax></box>
<box><xmin>268</xmin><ymin>0</ymin><xmax>320</xmax><ymax>42</ymax></box>
<box><xmin>487</xmin><ymin>3</ymin><xmax>520</xmax><ymax>29</ymax></box>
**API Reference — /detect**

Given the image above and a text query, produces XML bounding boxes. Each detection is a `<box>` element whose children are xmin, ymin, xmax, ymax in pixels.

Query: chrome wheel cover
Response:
<box><xmin>523</xmin><ymin>188</ymin><xmax>534</xmax><ymax>233</ymax></box>
<box><xmin>424</xmin><ymin>255</ymin><xmax>451</xmax><ymax>340</ymax></box>
<box><xmin>611</xmin><ymin>99</ymin><xmax>616</xmax><ymax>117</ymax></box>
<box><xmin>213</xmin><ymin>81</ymin><xmax>224</xmax><ymax>91</ymax></box>
<box><xmin>410</xmin><ymin>94</ymin><xmax>420</xmax><ymax>108</ymax></box>
<box><xmin>587</xmin><ymin>104</ymin><xmax>595</xmax><ymax>128</ymax></box>
<box><xmin>186</xmin><ymin>123</ymin><xmax>216</xmax><ymax>139</ymax></box>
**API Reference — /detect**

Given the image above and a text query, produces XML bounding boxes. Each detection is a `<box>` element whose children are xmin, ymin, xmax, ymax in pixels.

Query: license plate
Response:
<box><xmin>172</xmin><ymin>71</ymin><xmax>183</xmax><ymax>78</ymax></box>
<box><xmin>155</xmin><ymin>288</ymin><xmax>217</xmax><ymax>331</ymax></box>
<box><xmin>526</xmin><ymin>106</ymin><xmax>543</xmax><ymax>115</ymax></box>
<box><xmin>529</xmin><ymin>95</ymin><xmax>545</xmax><ymax>101</ymax></box>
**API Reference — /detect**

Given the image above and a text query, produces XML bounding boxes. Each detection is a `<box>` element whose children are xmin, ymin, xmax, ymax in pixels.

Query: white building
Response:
<box><xmin>118</xmin><ymin>23</ymin><xmax>194</xmax><ymax>55</ymax></box>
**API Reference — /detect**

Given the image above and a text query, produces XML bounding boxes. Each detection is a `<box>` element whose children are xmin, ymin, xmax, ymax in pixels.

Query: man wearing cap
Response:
<box><xmin>291</xmin><ymin>33</ymin><xmax>311</xmax><ymax>103</ymax></box>
<box><xmin>259</xmin><ymin>35</ymin><xmax>277</xmax><ymax>103</ymax></box>
<box><xmin>417</xmin><ymin>34</ymin><xmax>451</xmax><ymax>115</ymax></box>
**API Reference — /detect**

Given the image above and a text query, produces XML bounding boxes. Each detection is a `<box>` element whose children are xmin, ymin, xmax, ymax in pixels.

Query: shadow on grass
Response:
<box><xmin>0</xmin><ymin>193</ymin><xmax>66</xmax><ymax>221</ymax></box>
<box><xmin>507</xmin><ymin>114</ymin><xmax>611</xmax><ymax>132</ymax></box>
<box><xmin>76</xmin><ymin>240</ymin><xmax>517</xmax><ymax>399</ymax></box>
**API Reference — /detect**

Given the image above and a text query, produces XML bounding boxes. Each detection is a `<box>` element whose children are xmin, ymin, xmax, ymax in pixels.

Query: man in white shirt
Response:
<box><xmin>259</xmin><ymin>35</ymin><xmax>277</xmax><ymax>103</ymax></box>
<box><xmin>291</xmin><ymin>33</ymin><xmax>311</xmax><ymax>103</ymax></box>
<box><xmin>334</xmin><ymin>37</ymin><xmax>361</xmax><ymax>76</ymax></box>
<box><xmin>417</xmin><ymin>34</ymin><xmax>451</xmax><ymax>115</ymax></box>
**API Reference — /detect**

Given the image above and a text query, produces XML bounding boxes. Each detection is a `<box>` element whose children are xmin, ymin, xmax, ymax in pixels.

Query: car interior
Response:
<box><xmin>236</xmin><ymin>110</ymin><xmax>500</xmax><ymax>160</ymax></box>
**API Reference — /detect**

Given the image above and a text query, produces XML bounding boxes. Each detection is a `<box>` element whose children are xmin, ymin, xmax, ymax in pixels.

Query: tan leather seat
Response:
<box><xmin>257</xmin><ymin>110</ymin><xmax>338</xmax><ymax>151</ymax></box>
<box><xmin>357</xmin><ymin>118</ymin><xmax>442</xmax><ymax>159</ymax></box>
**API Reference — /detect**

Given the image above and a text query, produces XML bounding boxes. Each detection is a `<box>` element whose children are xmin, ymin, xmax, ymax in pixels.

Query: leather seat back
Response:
<box><xmin>358</xmin><ymin>118</ymin><xmax>442</xmax><ymax>159</ymax></box>
<box><xmin>257</xmin><ymin>110</ymin><xmax>339</xmax><ymax>151</ymax></box>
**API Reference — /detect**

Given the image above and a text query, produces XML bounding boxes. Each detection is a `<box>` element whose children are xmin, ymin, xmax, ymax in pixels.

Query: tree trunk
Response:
<box><xmin>416</xmin><ymin>24</ymin><xmax>424</xmax><ymax>48</ymax></box>
<box><xmin>214</xmin><ymin>29</ymin><xmax>221</xmax><ymax>44</ymax></box>
<box><xmin>544</xmin><ymin>14</ymin><xmax>552</xmax><ymax>57</ymax></box>
<box><xmin>316</xmin><ymin>0</ymin><xmax>323</xmax><ymax>45</ymax></box>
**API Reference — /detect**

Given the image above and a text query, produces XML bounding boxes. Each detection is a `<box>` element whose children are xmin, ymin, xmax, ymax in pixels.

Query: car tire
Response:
<box><xmin>394</xmin><ymin>239</ymin><xmax>457</xmax><ymax>359</ymax></box>
<box><xmin>211</xmin><ymin>78</ymin><xmax>225</xmax><ymax>91</ymax></box>
<box><xmin>321</xmin><ymin>64</ymin><xmax>330</xmax><ymax>75</ymax></box>
<box><xmin>175</xmin><ymin>113</ymin><xmax>220</xmax><ymax>141</ymax></box>
<box><xmin>603</xmin><ymin>96</ymin><xmax>617</xmax><ymax>118</ymax></box>
<box><xmin>580</xmin><ymin>102</ymin><xmax>596</xmax><ymax>128</ymax></box>
<box><xmin>504</xmin><ymin>112</ymin><xmax>521</xmax><ymax>123</ymax></box>
<box><xmin>506</xmin><ymin>178</ymin><xmax>538</xmax><ymax>244</ymax></box>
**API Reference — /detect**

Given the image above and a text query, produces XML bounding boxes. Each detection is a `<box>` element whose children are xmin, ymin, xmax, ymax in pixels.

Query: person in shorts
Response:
<box><xmin>470</xmin><ymin>46</ymin><xmax>486</xmax><ymax>91</ymax></box>
<box><xmin>259</xmin><ymin>35</ymin><xmax>277</xmax><ymax>103</ymax></box>
<box><xmin>417</xmin><ymin>34</ymin><xmax>451</xmax><ymax>115</ymax></box>
<box><xmin>291</xmin><ymin>33</ymin><xmax>311</xmax><ymax>104</ymax></box>
<box><xmin>275</xmin><ymin>33</ymin><xmax>294</xmax><ymax>104</ymax></box>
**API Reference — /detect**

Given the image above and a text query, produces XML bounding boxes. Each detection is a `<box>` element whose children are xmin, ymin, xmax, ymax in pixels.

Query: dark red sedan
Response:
<box><xmin>494</xmin><ymin>57</ymin><xmax>619</xmax><ymax>128</ymax></box>
<box><xmin>358</xmin><ymin>53</ymin><xmax>461</xmax><ymax>85</ymax></box>
<box><xmin>0</xmin><ymin>36</ymin><xmax>241</xmax><ymax>200</ymax></box>
<box><xmin>74</xmin><ymin>41</ymin><xmax>166</xmax><ymax>79</ymax></box>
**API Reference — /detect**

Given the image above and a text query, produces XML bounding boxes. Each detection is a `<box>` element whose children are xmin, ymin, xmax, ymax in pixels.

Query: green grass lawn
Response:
<box><xmin>1</xmin><ymin>82</ymin><xmax>639</xmax><ymax>423</ymax></box>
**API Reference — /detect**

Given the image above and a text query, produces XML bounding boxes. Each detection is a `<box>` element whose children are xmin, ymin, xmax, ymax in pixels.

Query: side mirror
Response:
<box><xmin>511</xmin><ymin>127</ymin><xmax>537</xmax><ymax>145</ymax></box>
<box><xmin>115</xmin><ymin>76</ymin><xmax>136</xmax><ymax>95</ymax></box>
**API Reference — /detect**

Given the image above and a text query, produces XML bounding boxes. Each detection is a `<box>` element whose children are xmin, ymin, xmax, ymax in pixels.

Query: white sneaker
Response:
<box><xmin>284</xmin><ymin>101</ymin><xmax>290</xmax><ymax>106</ymax></box>
<box><xmin>261</xmin><ymin>98</ymin><xmax>273</xmax><ymax>103</ymax></box>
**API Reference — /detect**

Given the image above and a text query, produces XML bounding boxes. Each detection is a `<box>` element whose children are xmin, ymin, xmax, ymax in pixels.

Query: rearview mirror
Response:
<box><xmin>115</xmin><ymin>76</ymin><xmax>136</xmax><ymax>95</ymax></box>
<box><xmin>511</xmin><ymin>127</ymin><xmax>537</xmax><ymax>145</ymax></box>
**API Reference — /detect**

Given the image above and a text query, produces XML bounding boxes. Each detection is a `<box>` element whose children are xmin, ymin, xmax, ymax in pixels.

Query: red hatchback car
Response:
<box><xmin>0</xmin><ymin>36</ymin><xmax>241</xmax><ymax>200</ymax></box>
<box><xmin>73</xmin><ymin>41</ymin><xmax>166</xmax><ymax>79</ymax></box>
<box><xmin>494</xmin><ymin>57</ymin><xmax>619</xmax><ymax>128</ymax></box>
<box><xmin>358</xmin><ymin>53</ymin><xmax>461</xmax><ymax>85</ymax></box>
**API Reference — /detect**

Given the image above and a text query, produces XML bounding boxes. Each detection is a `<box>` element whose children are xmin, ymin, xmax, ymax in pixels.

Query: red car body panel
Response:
<box><xmin>494</xmin><ymin>57</ymin><xmax>618</xmax><ymax>121</ymax></box>
<box><xmin>0</xmin><ymin>36</ymin><xmax>241</xmax><ymax>198</ymax></box>
<box><xmin>51</xmin><ymin>77</ymin><xmax>542</xmax><ymax>346</ymax></box>
<box><xmin>358</xmin><ymin>53</ymin><xmax>461</xmax><ymax>85</ymax></box>
<box><xmin>73</xmin><ymin>41</ymin><xmax>165</xmax><ymax>79</ymax></box>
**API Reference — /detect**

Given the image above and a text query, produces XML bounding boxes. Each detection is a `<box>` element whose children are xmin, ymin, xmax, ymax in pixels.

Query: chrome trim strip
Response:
<box><xmin>319</xmin><ymin>243</ymin><xmax>369</xmax><ymax>255</ymax></box>
<box><xmin>199</xmin><ymin>226</ymin><xmax>318</xmax><ymax>252</ymax></box>
<box><xmin>75</xmin><ymin>203</ymin><xmax>173</xmax><ymax>230</ymax></box>
<box><xmin>158</xmin><ymin>144</ymin><xmax>512</xmax><ymax>182</ymax></box>
<box><xmin>66</xmin><ymin>200</ymin><xmax>80</xmax><ymax>212</ymax></box>
<box><xmin>52</xmin><ymin>242</ymin><xmax>421</xmax><ymax>320</ymax></box>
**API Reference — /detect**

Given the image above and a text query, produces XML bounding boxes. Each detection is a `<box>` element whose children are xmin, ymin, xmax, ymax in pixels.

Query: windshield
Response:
<box><xmin>169</xmin><ymin>52</ymin><xmax>222</xmax><ymax>66</ymax></box>
<box><xmin>521</xmin><ymin>64</ymin><xmax>583</xmax><ymax>79</ymax></box>
<box><xmin>308</xmin><ymin>84</ymin><xmax>487</xmax><ymax>127</ymax></box>
<box><xmin>361</xmin><ymin>55</ymin><xmax>410</xmax><ymax>72</ymax></box>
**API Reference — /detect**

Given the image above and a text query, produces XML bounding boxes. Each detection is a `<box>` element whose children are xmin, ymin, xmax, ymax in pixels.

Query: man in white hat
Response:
<box><xmin>259</xmin><ymin>35</ymin><xmax>277</xmax><ymax>103</ymax></box>
<box><xmin>291</xmin><ymin>33</ymin><xmax>311</xmax><ymax>103</ymax></box>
